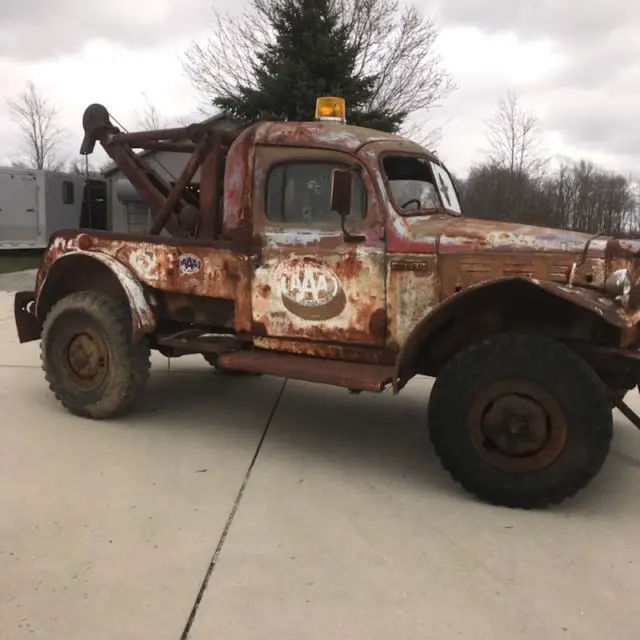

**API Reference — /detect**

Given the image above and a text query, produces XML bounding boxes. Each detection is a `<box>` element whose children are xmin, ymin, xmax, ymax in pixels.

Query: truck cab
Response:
<box><xmin>240</xmin><ymin>118</ymin><xmax>461</xmax><ymax>355</ymax></box>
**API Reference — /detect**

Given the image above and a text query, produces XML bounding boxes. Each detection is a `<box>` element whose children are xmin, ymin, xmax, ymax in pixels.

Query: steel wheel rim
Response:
<box><xmin>467</xmin><ymin>380</ymin><xmax>568</xmax><ymax>473</ymax></box>
<box><xmin>62</xmin><ymin>326</ymin><xmax>109</xmax><ymax>391</ymax></box>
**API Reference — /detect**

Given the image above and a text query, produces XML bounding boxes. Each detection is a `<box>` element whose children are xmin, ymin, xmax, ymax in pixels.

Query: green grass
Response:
<box><xmin>0</xmin><ymin>250</ymin><xmax>44</xmax><ymax>275</ymax></box>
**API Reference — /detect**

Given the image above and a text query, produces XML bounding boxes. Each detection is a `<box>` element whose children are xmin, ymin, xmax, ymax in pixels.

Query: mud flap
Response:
<box><xmin>14</xmin><ymin>291</ymin><xmax>41</xmax><ymax>343</ymax></box>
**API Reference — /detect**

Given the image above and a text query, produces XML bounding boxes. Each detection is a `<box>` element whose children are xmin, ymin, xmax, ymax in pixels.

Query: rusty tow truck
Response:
<box><xmin>13</xmin><ymin>97</ymin><xmax>640</xmax><ymax>509</ymax></box>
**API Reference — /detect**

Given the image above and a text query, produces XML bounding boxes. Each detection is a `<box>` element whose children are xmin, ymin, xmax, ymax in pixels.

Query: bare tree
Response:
<box><xmin>99</xmin><ymin>160</ymin><xmax>115</xmax><ymax>174</ymax></box>
<box><xmin>181</xmin><ymin>0</ymin><xmax>455</xmax><ymax>137</ymax></box>
<box><xmin>473</xmin><ymin>91</ymin><xmax>547</xmax><ymax>221</ymax></box>
<box><xmin>6</xmin><ymin>82</ymin><xmax>67</xmax><ymax>170</ymax></box>
<box><xmin>67</xmin><ymin>157</ymin><xmax>100</xmax><ymax>176</ymax></box>
<box><xmin>484</xmin><ymin>90</ymin><xmax>544</xmax><ymax>176</ymax></box>
<box><xmin>458</xmin><ymin>156</ymin><xmax>637</xmax><ymax>236</ymax></box>
<box><xmin>134</xmin><ymin>92</ymin><xmax>166</xmax><ymax>130</ymax></box>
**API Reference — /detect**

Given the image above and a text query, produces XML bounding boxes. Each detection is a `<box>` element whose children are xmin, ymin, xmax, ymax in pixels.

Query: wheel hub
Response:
<box><xmin>468</xmin><ymin>380</ymin><xmax>568</xmax><ymax>473</ymax></box>
<box><xmin>64</xmin><ymin>330</ymin><xmax>108</xmax><ymax>389</ymax></box>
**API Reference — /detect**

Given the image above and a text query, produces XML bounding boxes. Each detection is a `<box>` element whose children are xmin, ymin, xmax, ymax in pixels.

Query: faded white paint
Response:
<box><xmin>38</xmin><ymin>249</ymin><xmax>156</xmax><ymax>339</ymax></box>
<box><xmin>314</xmin><ymin>128</ymin><xmax>363</xmax><ymax>149</ymax></box>
<box><xmin>264</xmin><ymin>228</ymin><xmax>332</xmax><ymax>248</ymax></box>
<box><xmin>51</xmin><ymin>235</ymin><xmax>76</xmax><ymax>253</ymax></box>
<box><xmin>129</xmin><ymin>248</ymin><xmax>159</xmax><ymax>280</ymax></box>
<box><xmin>386</xmin><ymin>255</ymin><xmax>439</xmax><ymax>347</ymax></box>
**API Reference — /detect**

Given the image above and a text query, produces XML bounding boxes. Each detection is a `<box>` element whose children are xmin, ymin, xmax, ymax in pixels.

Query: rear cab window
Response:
<box><xmin>266</xmin><ymin>161</ymin><xmax>367</xmax><ymax>226</ymax></box>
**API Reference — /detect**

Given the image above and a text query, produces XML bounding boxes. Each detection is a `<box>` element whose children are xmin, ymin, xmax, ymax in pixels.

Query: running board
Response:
<box><xmin>217</xmin><ymin>350</ymin><xmax>394</xmax><ymax>392</ymax></box>
<box><xmin>156</xmin><ymin>329</ymin><xmax>242</xmax><ymax>355</ymax></box>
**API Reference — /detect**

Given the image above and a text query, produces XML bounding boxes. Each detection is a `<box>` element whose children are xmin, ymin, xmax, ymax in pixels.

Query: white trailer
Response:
<box><xmin>0</xmin><ymin>167</ymin><xmax>110</xmax><ymax>250</ymax></box>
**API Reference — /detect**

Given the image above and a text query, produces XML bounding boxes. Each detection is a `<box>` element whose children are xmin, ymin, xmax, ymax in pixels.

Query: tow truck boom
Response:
<box><xmin>80</xmin><ymin>103</ymin><xmax>240</xmax><ymax>239</ymax></box>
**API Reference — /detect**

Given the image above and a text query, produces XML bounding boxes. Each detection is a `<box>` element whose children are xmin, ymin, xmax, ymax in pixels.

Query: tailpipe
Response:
<box><xmin>80</xmin><ymin>103</ymin><xmax>119</xmax><ymax>155</ymax></box>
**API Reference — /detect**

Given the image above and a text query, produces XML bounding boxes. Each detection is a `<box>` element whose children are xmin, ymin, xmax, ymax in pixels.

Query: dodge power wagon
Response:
<box><xmin>13</xmin><ymin>97</ymin><xmax>640</xmax><ymax>509</ymax></box>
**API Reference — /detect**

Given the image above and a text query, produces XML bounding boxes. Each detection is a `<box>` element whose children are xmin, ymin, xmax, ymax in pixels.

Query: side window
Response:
<box><xmin>266</xmin><ymin>162</ymin><xmax>366</xmax><ymax>225</ymax></box>
<box><xmin>430</xmin><ymin>162</ymin><xmax>461</xmax><ymax>214</ymax></box>
<box><xmin>62</xmin><ymin>181</ymin><xmax>74</xmax><ymax>205</ymax></box>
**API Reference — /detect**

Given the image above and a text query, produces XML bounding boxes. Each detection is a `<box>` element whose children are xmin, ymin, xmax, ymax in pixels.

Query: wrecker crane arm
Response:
<box><xmin>80</xmin><ymin>103</ymin><xmax>240</xmax><ymax>239</ymax></box>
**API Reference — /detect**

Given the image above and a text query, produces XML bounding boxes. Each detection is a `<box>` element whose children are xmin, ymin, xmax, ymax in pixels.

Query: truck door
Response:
<box><xmin>251</xmin><ymin>146</ymin><xmax>387</xmax><ymax>347</ymax></box>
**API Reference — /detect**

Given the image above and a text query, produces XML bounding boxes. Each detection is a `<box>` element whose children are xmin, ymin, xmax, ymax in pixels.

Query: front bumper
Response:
<box><xmin>14</xmin><ymin>291</ymin><xmax>41</xmax><ymax>343</ymax></box>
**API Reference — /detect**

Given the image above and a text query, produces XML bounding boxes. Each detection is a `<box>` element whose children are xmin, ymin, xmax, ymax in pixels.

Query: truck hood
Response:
<box><xmin>402</xmin><ymin>215</ymin><xmax>611</xmax><ymax>255</ymax></box>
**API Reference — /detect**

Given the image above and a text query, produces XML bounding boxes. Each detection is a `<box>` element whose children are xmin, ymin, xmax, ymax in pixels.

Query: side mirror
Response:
<box><xmin>331</xmin><ymin>169</ymin><xmax>365</xmax><ymax>243</ymax></box>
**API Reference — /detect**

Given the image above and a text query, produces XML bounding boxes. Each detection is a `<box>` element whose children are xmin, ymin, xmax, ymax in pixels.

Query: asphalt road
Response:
<box><xmin>1</xmin><ymin>270</ymin><xmax>640</xmax><ymax>639</ymax></box>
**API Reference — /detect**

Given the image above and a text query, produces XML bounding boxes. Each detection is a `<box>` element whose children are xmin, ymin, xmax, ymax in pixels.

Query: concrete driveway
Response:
<box><xmin>1</xmin><ymin>269</ymin><xmax>640</xmax><ymax>640</ymax></box>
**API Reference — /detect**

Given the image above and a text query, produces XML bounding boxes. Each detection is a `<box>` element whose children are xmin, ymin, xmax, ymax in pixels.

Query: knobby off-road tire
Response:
<box><xmin>202</xmin><ymin>353</ymin><xmax>262</xmax><ymax>377</ymax></box>
<box><xmin>428</xmin><ymin>333</ymin><xmax>613</xmax><ymax>509</ymax></box>
<box><xmin>41</xmin><ymin>291</ymin><xmax>151</xmax><ymax>419</ymax></box>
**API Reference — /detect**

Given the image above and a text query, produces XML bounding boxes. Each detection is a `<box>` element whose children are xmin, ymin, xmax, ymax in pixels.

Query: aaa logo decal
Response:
<box><xmin>179</xmin><ymin>253</ymin><xmax>202</xmax><ymax>275</ymax></box>
<box><xmin>274</xmin><ymin>260</ymin><xmax>346</xmax><ymax>321</ymax></box>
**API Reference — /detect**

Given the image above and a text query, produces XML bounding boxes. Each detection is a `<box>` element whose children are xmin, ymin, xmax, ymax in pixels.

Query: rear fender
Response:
<box><xmin>36</xmin><ymin>250</ymin><xmax>156</xmax><ymax>341</ymax></box>
<box><xmin>392</xmin><ymin>276</ymin><xmax>633</xmax><ymax>393</ymax></box>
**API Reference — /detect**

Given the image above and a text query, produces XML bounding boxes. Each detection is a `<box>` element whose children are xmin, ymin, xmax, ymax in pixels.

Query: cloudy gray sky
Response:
<box><xmin>0</xmin><ymin>0</ymin><xmax>638</xmax><ymax>177</ymax></box>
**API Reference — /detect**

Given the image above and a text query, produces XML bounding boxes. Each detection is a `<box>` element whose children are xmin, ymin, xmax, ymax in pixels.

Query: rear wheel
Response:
<box><xmin>41</xmin><ymin>291</ymin><xmax>151</xmax><ymax>419</ymax></box>
<box><xmin>428</xmin><ymin>333</ymin><xmax>613</xmax><ymax>509</ymax></box>
<box><xmin>202</xmin><ymin>353</ymin><xmax>262</xmax><ymax>377</ymax></box>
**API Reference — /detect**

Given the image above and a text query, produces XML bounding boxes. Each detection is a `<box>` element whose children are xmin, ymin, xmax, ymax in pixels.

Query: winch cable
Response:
<box><xmin>83</xmin><ymin>154</ymin><xmax>93</xmax><ymax>229</ymax></box>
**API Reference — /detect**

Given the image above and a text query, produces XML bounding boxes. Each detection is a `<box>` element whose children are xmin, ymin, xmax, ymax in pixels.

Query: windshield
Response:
<box><xmin>382</xmin><ymin>155</ymin><xmax>461</xmax><ymax>215</ymax></box>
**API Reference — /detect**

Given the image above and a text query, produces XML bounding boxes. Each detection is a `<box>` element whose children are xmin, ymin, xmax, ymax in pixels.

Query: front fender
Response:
<box><xmin>36</xmin><ymin>250</ymin><xmax>156</xmax><ymax>341</ymax></box>
<box><xmin>530</xmin><ymin>278</ymin><xmax>637</xmax><ymax>328</ymax></box>
<box><xmin>392</xmin><ymin>276</ymin><xmax>634</xmax><ymax>393</ymax></box>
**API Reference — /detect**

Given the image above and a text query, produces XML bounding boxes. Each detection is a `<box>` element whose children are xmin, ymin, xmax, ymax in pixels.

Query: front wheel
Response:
<box><xmin>428</xmin><ymin>333</ymin><xmax>613</xmax><ymax>509</ymax></box>
<box><xmin>41</xmin><ymin>291</ymin><xmax>151</xmax><ymax>419</ymax></box>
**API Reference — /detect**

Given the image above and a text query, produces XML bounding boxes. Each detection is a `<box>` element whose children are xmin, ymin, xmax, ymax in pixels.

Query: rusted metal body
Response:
<box><xmin>13</xmin><ymin>105</ymin><xmax>640</xmax><ymax>409</ymax></box>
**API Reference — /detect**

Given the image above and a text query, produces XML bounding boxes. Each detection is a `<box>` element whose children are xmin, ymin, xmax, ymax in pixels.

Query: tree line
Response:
<box><xmin>4</xmin><ymin>0</ymin><xmax>637</xmax><ymax>238</ymax></box>
<box><xmin>454</xmin><ymin>91</ymin><xmax>640</xmax><ymax>237</ymax></box>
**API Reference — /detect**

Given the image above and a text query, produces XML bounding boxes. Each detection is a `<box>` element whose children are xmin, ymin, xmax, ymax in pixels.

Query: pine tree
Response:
<box><xmin>214</xmin><ymin>0</ymin><xmax>405</xmax><ymax>132</ymax></box>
